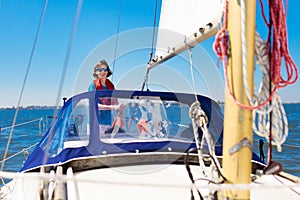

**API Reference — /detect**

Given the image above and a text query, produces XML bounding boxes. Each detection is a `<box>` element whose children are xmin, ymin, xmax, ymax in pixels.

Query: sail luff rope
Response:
<box><xmin>0</xmin><ymin>0</ymin><xmax>49</xmax><ymax>175</ymax></box>
<box><xmin>42</xmin><ymin>0</ymin><xmax>83</xmax><ymax>166</ymax></box>
<box><xmin>111</xmin><ymin>0</ymin><xmax>123</xmax><ymax>82</ymax></box>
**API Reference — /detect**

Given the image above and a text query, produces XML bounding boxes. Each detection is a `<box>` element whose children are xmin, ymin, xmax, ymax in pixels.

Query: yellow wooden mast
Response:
<box><xmin>221</xmin><ymin>0</ymin><xmax>256</xmax><ymax>199</ymax></box>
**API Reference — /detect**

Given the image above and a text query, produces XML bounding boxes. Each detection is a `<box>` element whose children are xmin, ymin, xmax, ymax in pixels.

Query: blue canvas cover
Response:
<box><xmin>21</xmin><ymin>90</ymin><xmax>261</xmax><ymax>172</ymax></box>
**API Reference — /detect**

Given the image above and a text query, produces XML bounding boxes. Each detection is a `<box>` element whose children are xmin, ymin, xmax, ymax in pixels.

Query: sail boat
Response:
<box><xmin>1</xmin><ymin>0</ymin><xmax>300</xmax><ymax>199</ymax></box>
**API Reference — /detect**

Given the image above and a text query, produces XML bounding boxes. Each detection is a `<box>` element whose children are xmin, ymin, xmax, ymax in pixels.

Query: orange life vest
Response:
<box><xmin>94</xmin><ymin>79</ymin><xmax>117</xmax><ymax>105</ymax></box>
<box><xmin>93</xmin><ymin>79</ymin><xmax>115</xmax><ymax>90</ymax></box>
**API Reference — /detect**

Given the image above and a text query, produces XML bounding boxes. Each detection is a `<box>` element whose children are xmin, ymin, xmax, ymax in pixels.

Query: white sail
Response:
<box><xmin>154</xmin><ymin>0</ymin><xmax>223</xmax><ymax>63</ymax></box>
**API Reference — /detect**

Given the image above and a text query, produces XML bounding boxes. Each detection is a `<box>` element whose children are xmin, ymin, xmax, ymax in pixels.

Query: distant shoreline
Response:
<box><xmin>0</xmin><ymin>106</ymin><xmax>60</xmax><ymax>110</ymax></box>
<box><xmin>217</xmin><ymin>102</ymin><xmax>300</xmax><ymax>105</ymax></box>
<box><xmin>0</xmin><ymin>102</ymin><xmax>299</xmax><ymax>110</ymax></box>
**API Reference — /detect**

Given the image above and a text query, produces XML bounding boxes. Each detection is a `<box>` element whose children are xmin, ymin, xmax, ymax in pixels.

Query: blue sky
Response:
<box><xmin>0</xmin><ymin>0</ymin><xmax>299</xmax><ymax>107</ymax></box>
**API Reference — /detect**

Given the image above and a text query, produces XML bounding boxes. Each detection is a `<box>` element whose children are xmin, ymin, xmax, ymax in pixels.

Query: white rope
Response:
<box><xmin>239</xmin><ymin>0</ymin><xmax>288</xmax><ymax>152</ymax></box>
<box><xmin>186</xmin><ymin>45</ymin><xmax>210</xmax><ymax>176</ymax></box>
<box><xmin>186</xmin><ymin>39</ymin><xmax>222</xmax><ymax>177</ymax></box>
<box><xmin>189</xmin><ymin>101</ymin><xmax>222</xmax><ymax>177</ymax></box>
<box><xmin>42</xmin><ymin>0</ymin><xmax>83</xmax><ymax>168</ymax></box>
<box><xmin>189</xmin><ymin>102</ymin><xmax>208</xmax><ymax>176</ymax></box>
<box><xmin>252</xmin><ymin>32</ymin><xmax>289</xmax><ymax>152</ymax></box>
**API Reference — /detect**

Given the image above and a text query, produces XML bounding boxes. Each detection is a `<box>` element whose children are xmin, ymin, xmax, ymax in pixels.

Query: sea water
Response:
<box><xmin>0</xmin><ymin>104</ymin><xmax>299</xmax><ymax>177</ymax></box>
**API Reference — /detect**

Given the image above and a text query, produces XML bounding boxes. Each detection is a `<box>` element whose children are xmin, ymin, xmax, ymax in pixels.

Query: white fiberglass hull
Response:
<box><xmin>1</xmin><ymin>164</ymin><xmax>300</xmax><ymax>200</ymax></box>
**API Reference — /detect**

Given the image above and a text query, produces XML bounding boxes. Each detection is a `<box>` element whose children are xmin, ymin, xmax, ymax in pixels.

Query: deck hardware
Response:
<box><xmin>229</xmin><ymin>137</ymin><xmax>252</xmax><ymax>155</ymax></box>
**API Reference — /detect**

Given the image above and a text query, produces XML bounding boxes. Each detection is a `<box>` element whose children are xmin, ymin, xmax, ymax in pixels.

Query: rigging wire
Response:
<box><xmin>0</xmin><ymin>0</ymin><xmax>49</xmax><ymax>177</ymax></box>
<box><xmin>141</xmin><ymin>0</ymin><xmax>159</xmax><ymax>91</ymax></box>
<box><xmin>187</xmin><ymin>47</ymin><xmax>198</xmax><ymax>101</ymax></box>
<box><xmin>0</xmin><ymin>118</ymin><xmax>42</xmax><ymax>131</ymax></box>
<box><xmin>0</xmin><ymin>142</ymin><xmax>39</xmax><ymax>165</ymax></box>
<box><xmin>111</xmin><ymin>0</ymin><xmax>123</xmax><ymax>82</ymax></box>
<box><xmin>0</xmin><ymin>118</ymin><xmax>45</xmax><ymax>170</ymax></box>
<box><xmin>42</xmin><ymin>0</ymin><xmax>83</xmax><ymax>166</ymax></box>
<box><xmin>149</xmin><ymin>0</ymin><xmax>159</xmax><ymax>63</ymax></box>
<box><xmin>267</xmin><ymin>0</ymin><xmax>274</xmax><ymax>164</ymax></box>
<box><xmin>131</xmin><ymin>0</ymin><xmax>159</xmax><ymax>127</ymax></box>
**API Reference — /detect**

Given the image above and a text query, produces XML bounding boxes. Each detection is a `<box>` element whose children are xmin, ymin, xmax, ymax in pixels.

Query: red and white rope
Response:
<box><xmin>213</xmin><ymin>0</ymin><xmax>297</xmax><ymax>151</ymax></box>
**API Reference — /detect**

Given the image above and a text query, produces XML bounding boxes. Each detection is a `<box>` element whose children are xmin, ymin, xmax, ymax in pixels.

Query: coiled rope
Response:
<box><xmin>214</xmin><ymin>0</ymin><xmax>298</xmax><ymax>110</ymax></box>
<box><xmin>213</xmin><ymin>0</ymin><xmax>297</xmax><ymax>153</ymax></box>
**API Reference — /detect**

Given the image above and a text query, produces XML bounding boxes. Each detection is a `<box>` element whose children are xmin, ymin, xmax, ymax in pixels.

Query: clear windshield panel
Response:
<box><xmin>98</xmin><ymin>97</ymin><xmax>196</xmax><ymax>143</ymax></box>
<box><xmin>40</xmin><ymin>98</ymin><xmax>90</xmax><ymax>157</ymax></box>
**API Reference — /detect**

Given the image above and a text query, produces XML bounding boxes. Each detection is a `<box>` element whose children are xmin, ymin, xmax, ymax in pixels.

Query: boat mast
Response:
<box><xmin>222</xmin><ymin>0</ymin><xmax>256</xmax><ymax>199</ymax></box>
